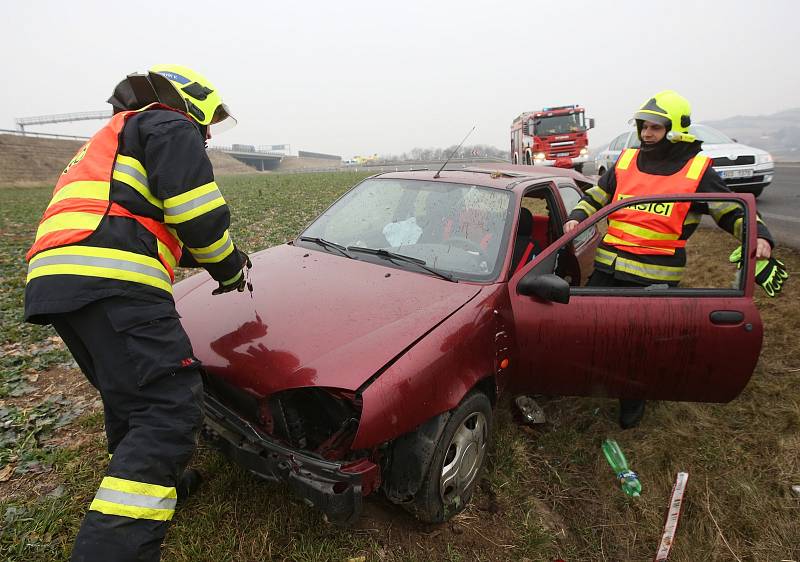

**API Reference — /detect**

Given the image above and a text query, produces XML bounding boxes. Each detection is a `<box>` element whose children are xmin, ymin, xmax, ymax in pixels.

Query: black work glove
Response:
<box><xmin>211</xmin><ymin>250</ymin><xmax>252</xmax><ymax>296</ymax></box>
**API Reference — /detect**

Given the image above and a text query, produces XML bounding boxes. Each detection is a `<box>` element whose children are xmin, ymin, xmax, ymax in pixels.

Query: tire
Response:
<box><xmin>513</xmin><ymin>153</ymin><xmax>518</xmax><ymax>165</ymax></box>
<box><xmin>409</xmin><ymin>391</ymin><xmax>492</xmax><ymax>523</ymax></box>
<box><xmin>597</xmin><ymin>166</ymin><xmax>606</xmax><ymax>177</ymax></box>
<box><xmin>524</xmin><ymin>152</ymin><xmax>532</xmax><ymax>165</ymax></box>
<box><xmin>573</xmin><ymin>163</ymin><xmax>584</xmax><ymax>174</ymax></box>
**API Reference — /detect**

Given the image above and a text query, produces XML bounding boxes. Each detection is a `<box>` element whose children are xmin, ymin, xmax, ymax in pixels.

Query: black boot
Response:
<box><xmin>619</xmin><ymin>399</ymin><xmax>646</xmax><ymax>429</ymax></box>
<box><xmin>176</xmin><ymin>469</ymin><xmax>203</xmax><ymax>504</ymax></box>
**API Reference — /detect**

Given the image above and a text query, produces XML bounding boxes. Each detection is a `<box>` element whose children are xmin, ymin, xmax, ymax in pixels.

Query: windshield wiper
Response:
<box><xmin>347</xmin><ymin>246</ymin><xmax>456</xmax><ymax>282</ymax></box>
<box><xmin>298</xmin><ymin>236</ymin><xmax>355</xmax><ymax>259</ymax></box>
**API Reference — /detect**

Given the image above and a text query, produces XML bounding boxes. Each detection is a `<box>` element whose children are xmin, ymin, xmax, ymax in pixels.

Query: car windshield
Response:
<box><xmin>300</xmin><ymin>178</ymin><xmax>514</xmax><ymax>282</ymax></box>
<box><xmin>690</xmin><ymin>125</ymin><xmax>734</xmax><ymax>144</ymax></box>
<box><xmin>534</xmin><ymin>113</ymin><xmax>585</xmax><ymax>136</ymax></box>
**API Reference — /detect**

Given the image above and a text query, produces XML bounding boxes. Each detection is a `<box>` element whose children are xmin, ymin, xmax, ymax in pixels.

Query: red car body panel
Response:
<box><xmin>175</xmin><ymin>243</ymin><xmax>482</xmax><ymax>396</ymax></box>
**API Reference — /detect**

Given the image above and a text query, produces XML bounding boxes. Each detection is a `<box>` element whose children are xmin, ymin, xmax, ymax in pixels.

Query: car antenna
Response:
<box><xmin>433</xmin><ymin>126</ymin><xmax>475</xmax><ymax>179</ymax></box>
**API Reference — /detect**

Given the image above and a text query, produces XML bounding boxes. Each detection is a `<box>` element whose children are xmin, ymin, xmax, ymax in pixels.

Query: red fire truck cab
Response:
<box><xmin>510</xmin><ymin>105</ymin><xmax>595</xmax><ymax>173</ymax></box>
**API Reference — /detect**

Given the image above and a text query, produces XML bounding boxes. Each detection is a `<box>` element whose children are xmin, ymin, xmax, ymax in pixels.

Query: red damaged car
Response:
<box><xmin>174</xmin><ymin>166</ymin><xmax>764</xmax><ymax>524</ymax></box>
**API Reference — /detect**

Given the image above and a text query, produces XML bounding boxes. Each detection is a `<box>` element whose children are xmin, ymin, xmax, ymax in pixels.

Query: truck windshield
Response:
<box><xmin>534</xmin><ymin>113</ymin><xmax>585</xmax><ymax>136</ymax></box>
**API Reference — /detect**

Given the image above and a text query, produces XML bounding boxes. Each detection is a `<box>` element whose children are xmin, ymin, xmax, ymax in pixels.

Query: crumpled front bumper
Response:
<box><xmin>202</xmin><ymin>393</ymin><xmax>378</xmax><ymax>525</ymax></box>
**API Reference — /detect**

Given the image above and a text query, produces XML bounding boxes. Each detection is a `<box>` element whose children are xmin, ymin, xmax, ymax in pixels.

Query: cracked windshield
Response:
<box><xmin>302</xmin><ymin>178</ymin><xmax>513</xmax><ymax>280</ymax></box>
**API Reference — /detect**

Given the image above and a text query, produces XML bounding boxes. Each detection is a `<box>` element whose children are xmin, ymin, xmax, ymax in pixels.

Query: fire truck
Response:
<box><xmin>510</xmin><ymin>105</ymin><xmax>595</xmax><ymax>172</ymax></box>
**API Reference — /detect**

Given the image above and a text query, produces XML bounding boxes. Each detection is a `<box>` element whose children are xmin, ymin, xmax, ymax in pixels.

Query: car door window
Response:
<box><xmin>626</xmin><ymin>132</ymin><xmax>641</xmax><ymax>149</ymax></box>
<box><xmin>557</xmin><ymin>183</ymin><xmax>596</xmax><ymax>248</ymax></box>
<box><xmin>537</xmin><ymin>195</ymin><xmax>749</xmax><ymax>293</ymax></box>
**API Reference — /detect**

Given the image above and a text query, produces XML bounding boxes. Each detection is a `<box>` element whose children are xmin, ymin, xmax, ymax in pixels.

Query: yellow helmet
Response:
<box><xmin>148</xmin><ymin>64</ymin><xmax>235</xmax><ymax>131</ymax></box>
<box><xmin>634</xmin><ymin>90</ymin><xmax>693</xmax><ymax>142</ymax></box>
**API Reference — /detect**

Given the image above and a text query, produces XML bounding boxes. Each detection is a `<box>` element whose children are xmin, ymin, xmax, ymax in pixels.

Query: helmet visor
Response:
<box><xmin>210</xmin><ymin>103</ymin><xmax>237</xmax><ymax>135</ymax></box>
<box><xmin>633</xmin><ymin>111</ymin><xmax>670</xmax><ymax>127</ymax></box>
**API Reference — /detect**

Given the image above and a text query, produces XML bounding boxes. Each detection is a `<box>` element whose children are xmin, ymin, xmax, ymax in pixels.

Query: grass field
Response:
<box><xmin>1</xmin><ymin>172</ymin><xmax>799</xmax><ymax>561</ymax></box>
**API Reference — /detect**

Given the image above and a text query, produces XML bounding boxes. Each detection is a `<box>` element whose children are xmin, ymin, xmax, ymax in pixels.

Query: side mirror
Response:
<box><xmin>587</xmin><ymin>118</ymin><xmax>596</xmax><ymax>130</ymax></box>
<box><xmin>518</xmin><ymin>273</ymin><xmax>570</xmax><ymax>304</ymax></box>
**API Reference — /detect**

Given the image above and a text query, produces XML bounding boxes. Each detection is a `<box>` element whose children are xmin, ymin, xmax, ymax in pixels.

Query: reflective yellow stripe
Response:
<box><xmin>684</xmin><ymin>211</ymin><xmax>701</xmax><ymax>226</ymax></box>
<box><xmin>617</xmin><ymin>149</ymin><xmax>637</xmax><ymax>170</ymax></box>
<box><xmin>615</xmin><ymin>256</ymin><xmax>684</xmax><ymax>282</ymax></box>
<box><xmin>686</xmin><ymin>156</ymin><xmax>708</xmax><ymax>180</ymax></box>
<box><xmin>27</xmin><ymin>246</ymin><xmax>172</xmax><ymax>293</ymax></box>
<box><xmin>163</xmin><ymin>182</ymin><xmax>225</xmax><ymax>224</ymax></box>
<box><xmin>157</xmin><ymin>240</ymin><xmax>178</xmax><ymax>268</ymax></box>
<box><xmin>575</xmin><ymin>200</ymin><xmax>597</xmax><ymax>216</ymax></box>
<box><xmin>221</xmin><ymin>270</ymin><xmax>243</xmax><ymax>286</ymax></box>
<box><xmin>733</xmin><ymin>217</ymin><xmax>743</xmax><ymax>240</ymax></box>
<box><xmin>603</xmin><ymin>233</ymin><xmax>676</xmax><ymax>254</ymax></box>
<box><xmin>163</xmin><ymin>181</ymin><xmax>219</xmax><ymax>207</ymax></box>
<box><xmin>595</xmin><ymin>247</ymin><xmax>617</xmax><ymax>266</ymax></box>
<box><xmin>99</xmin><ymin>476</ymin><xmax>177</xmax><ymax>499</ymax></box>
<box><xmin>608</xmin><ymin>220</ymin><xmax>680</xmax><ymax>240</ymax></box>
<box><xmin>49</xmin><ymin>181</ymin><xmax>109</xmax><ymax>206</ymax></box>
<box><xmin>34</xmin><ymin>212</ymin><xmax>103</xmax><ymax>241</ymax></box>
<box><xmin>89</xmin><ymin>498</ymin><xmax>174</xmax><ymax>521</ymax></box>
<box><xmin>188</xmin><ymin>230</ymin><xmax>234</xmax><ymax>263</ymax></box>
<box><xmin>709</xmin><ymin>201</ymin><xmax>740</xmax><ymax>222</ymax></box>
<box><xmin>112</xmin><ymin>170</ymin><xmax>163</xmax><ymax>210</ymax></box>
<box><xmin>115</xmin><ymin>154</ymin><xmax>146</xmax><ymax>177</ymax></box>
<box><xmin>586</xmin><ymin>185</ymin><xmax>609</xmax><ymax>206</ymax></box>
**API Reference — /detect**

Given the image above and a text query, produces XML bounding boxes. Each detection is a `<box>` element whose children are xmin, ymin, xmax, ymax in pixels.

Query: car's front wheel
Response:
<box><xmin>410</xmin><ymin>391</ymin><xmax>492</xmax><ymax>523</ymax></box>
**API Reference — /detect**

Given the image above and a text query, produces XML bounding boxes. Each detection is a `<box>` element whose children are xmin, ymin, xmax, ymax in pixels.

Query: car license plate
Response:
<box><xmin>556</xmin><ymin>152</ymin><xmax>570</xmax><ymax>157</ymax></box>
<box><xmin>718</xmin><ymin>168</ymin><xmax>753</xmax><ymax>179</ymax></box>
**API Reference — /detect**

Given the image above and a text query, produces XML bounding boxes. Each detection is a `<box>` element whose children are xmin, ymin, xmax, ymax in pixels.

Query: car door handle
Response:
<box><xmin>710</xmin><ymin>310</ymin><xmax>744</xmax><ymax>325</ymax></box>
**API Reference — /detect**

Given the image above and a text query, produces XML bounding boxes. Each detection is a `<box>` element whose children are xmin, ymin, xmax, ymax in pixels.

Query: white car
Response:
<box><xmin>593</xmin><ymin>124</ymin><xmax>774</xmax><ymax>197</ymax></box>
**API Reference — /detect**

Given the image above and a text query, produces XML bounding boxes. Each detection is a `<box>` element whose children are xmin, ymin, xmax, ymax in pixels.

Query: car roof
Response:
<box><xmin>373</xmin><ymin>164</ymin><xmax>594</xmax><ymax>193</ymax></box>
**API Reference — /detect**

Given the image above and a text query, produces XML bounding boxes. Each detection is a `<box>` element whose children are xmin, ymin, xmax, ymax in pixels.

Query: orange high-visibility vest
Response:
<box><xmin>604</xmin><ymin>148</ymin><xmax>710</xmax><ymax>256</ymax></box>
<box><xmin>26</xmin><ymin>104</ymin><xmax>184</xmax><ymax>283</ymax></box>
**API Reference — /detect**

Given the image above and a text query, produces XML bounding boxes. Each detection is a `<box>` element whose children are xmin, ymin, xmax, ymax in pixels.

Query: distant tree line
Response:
<box><xmin>379</xmin><ymin>144</ymin><xmax>508</xmax><ymax>162</ymax></box>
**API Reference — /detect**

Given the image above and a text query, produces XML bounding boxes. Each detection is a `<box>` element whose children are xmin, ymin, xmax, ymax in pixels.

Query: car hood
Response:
<box><xmin>701</xmin><ymin>142</ymin><xmax>767</xmax><ymax>159</ymax></box>
<box><xmin>175</xmin><ymin>244</ymin><xmax>482</xmax><ymax>397</ymax></box>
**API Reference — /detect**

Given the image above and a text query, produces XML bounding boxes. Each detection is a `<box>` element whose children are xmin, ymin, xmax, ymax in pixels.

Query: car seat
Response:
<box><xmin>511</xmin><ymin>208</ymin><xmax>550</xmax><ymax>275</ymax></box>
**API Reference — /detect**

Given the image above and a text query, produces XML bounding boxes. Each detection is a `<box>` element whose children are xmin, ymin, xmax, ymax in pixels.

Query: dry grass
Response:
<box><xmin>1</xmin><ymin>174</ymin><xmax>798</xmax><ymax>561</ymax></box>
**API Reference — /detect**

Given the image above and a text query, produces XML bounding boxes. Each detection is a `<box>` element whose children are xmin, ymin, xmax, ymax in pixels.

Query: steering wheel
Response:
<box><xmin>446</xmin><ymin>236</ymin><xmax>485</xmax><ymax>254</ymax></box>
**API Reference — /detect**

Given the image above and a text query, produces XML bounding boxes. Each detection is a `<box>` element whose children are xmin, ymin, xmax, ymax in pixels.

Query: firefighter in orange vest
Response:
<box><xmin>564</xmin><ymin>90</ymin><xmax>786</xmax><ymax>428</ymax></box>
<box><xmin>24</xmin><ymin>65</ymin><xmax>250</xmax><ymax>562</ymax></box>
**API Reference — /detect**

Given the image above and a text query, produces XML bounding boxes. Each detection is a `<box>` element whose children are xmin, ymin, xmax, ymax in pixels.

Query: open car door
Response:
<box><xmin>508</xmin><ymin>192</ymin><xmax>764</xmax><ymax>403</ymax></box>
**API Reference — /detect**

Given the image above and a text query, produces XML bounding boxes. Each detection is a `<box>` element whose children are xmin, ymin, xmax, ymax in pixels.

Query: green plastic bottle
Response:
<box><xmin>602</xmin><ymin>439</ymin><xmax>641</xmax><ymax>497</ymax></box>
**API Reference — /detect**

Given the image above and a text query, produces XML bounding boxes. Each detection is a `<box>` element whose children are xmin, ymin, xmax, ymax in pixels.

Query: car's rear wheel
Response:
<box><xmin>410</xmin><ymin>391</ymin><xmax>492</xmax><ymax>523</ymax></box>
<box><xmin>597</xmin><ymin>166</ymin><xmax>606</xmax><ymax>176</ymax></box>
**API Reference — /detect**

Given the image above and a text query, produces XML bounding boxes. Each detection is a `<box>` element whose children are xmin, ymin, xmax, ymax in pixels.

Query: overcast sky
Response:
<box><xmin>2</xmin><ymin>0</ymin><xmax>798</xmax><ymax>157</ymax></box>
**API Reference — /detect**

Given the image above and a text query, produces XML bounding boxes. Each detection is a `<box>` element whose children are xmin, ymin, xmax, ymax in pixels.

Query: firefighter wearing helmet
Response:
<box><xmin>564</xmin><ymin>89</ymin><xmax>786</xmax><ymax>429</ymax></box>
<box><xmin>24</xmin><ymin>64</ymin><xmax>251</xmax><ymax>561</ymax></box>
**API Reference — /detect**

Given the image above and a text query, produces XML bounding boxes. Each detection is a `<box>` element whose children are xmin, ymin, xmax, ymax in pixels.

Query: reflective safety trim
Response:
<box><xmin>614</xmin><ymin>256</ymin><xmax>684</xmax><ymax>282</ymax></box>
<box><xmin>595</xmin><ymin>247</ymin><xmax>617</xmax><ymax>266</ymax></box>
<box><xmin>157</xmin><ymin>240</ymin><xmax>178</xmax><ymax>269</ymax></box>
<box><xmin>575</xmin><ymin>200</ymin><xmax>597</xmax><ymax>217</ymax></box>
<box><xmin>685</xmin><ymin>156</ymin><xmax>709</xmax><ymax>180</ymax></box>
<box><xmin>49</xmin><ymin>181</ymin><xmax>109</xmax><ymax>206</ymax></box>
<box><xmin>27</xmin><ymin>246</ymin><xmax>172</xmax><ymax>293</ymax></box>
<box><xmin>113</xmin><ymin>157</ymin><xmax>162</xmax><ymax>210</ymax></box>
<box><xmin>89</xmin><ymin>476</ymin><xmax>176</xmax><ymax>521</ymax></box>
<box><xmin>733</xmin><ymin>217</ymin><xmax>743</xmax><ymax>240</ymax></box>
<box><xmin>616</xmin><ymin>149</ymin><xmax>637</xmax><ymax>170</ymax></box>
<box><xmin>586</xmin><ymin>185</ymin><xmax>610</xmax><ymax>206</ymax></box>
<box><xmin>115</xmin><ymin>154</ymin><xmax>147</xmax><ymax>177</ymax></box>
<box><xmin>608</xmin><ymin>220</ymin><xmax>680</xmax><ymax>240</ymax></box>
<box><xmin>221</xmin><ymin>270</ymin><xmax>243</xmax><ymax>286</ymax></box>
<box><xmin>34</xmin><ymin>212</ymin><xmax>103</xmax><ymax>241</ymax></box>
<box><xmin>163</xmin><ymin>182</ymin><xmax>225</xmax><ymax>224</ymax></box>
<box><xmin>708</xmin><ymin>201</ymin><xmax>740</xmax><ymax>222</ymax></box>
<box><xmin>603</xmin><ymin>233</ymin><xmax>677</xmax><ymax>254</ymax></box>
<box><xmin>684</xmin><ymin>211</ymin><xmax>702</xmax><ymax>226</ymax></box>
<box><xmin>188</xmin><ymin>230</ymin><xmax>234</xmax><ymax>263</ymax></box>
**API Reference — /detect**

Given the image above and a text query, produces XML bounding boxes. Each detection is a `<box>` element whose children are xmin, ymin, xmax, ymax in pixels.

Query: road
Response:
<box><xmin>757</xmin><ymin>164</ymin><xmax>800</xmax><ymax>249</ymax></box>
